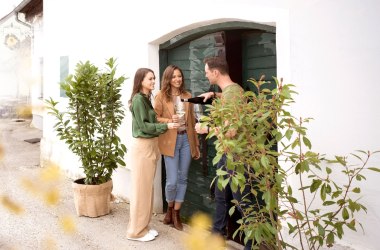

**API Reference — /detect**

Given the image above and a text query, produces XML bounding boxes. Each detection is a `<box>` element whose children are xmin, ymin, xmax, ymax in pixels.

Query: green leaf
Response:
<box><xmin>317</xmin><ymin>224</ymin><xmax>325</xmax><ymax>236</ymax></box>
<box><xmin>287</xmin><ymin>185</ymin><xmax>293</xmax><ymax>196</ymax></box>
<box><xmin>323</xmin><ymin>201</ymin><xmax>335</xmax><ymax>206</ymax></box>
<box><xmin>221</xmin><ymin>178</ymin><xmax>230</xmax><ymax>188</ymax></box>
<box><xmin>117</xmin><ymin>158</ymin><xmax>126</xmax><ymax>166</ymax></box>
<box><xmin>320</xmin><ymin>184</ymin><xmax>326</xmax><ymax>201</ymax></box>
<box><xmin>310</xmin><ymin>179</ymin><xmax>322</xmax><ymax>193</ymax></box>
<box><xmin>346</xmin><ymin>219</ymin><xmax>356</xmax><ymax>231</ymax></box>
<box><xmin>368</xmin><ymin>167</ymin><xmax>380</xmax><ymax>173</ymax></box>
<box><xmin>287</xmin><ymin>223</ymin><xmax>296</xmax><ymax>234</ymax></box>
<box><xmin>260</xmin><ymin>156</ymin><xmax>270</xmax><ymax>168</ymax></box>
<box><xmin>254</xmin><ymin>226</ymin><xmax>262</xmax><ymax>243</ymax></box>
<box><xmin>285</xmin><ymin>129</ymin><xmax>293</xmax><ymax>140</ymax></box>
<box><xmin>212</xmin><ymin>154</ymin><xmax>223</xmax><ymax>166</ymax></box>
<box><xmin>291</xmin><ymin>138</ymin><xmax>299</xmax><ymax>149</ymax></box>
<box><xmin>302</xmin><ymin>136</ymin><xmax>312</xmax><ymax>149</ymax></box>
<box><xmin>326</xmin><ymin>167</ymin><xmax>332</xmax><ymax>174</ymax></box>
<box><xmin>335</xmin><ymin>225</ymin><xmax>343</xmax><ymax>239</ymax></box>
<box><xmin>350</xmin><ymin>153</ymin><xmax>363</xmax><ymax>162</ymax></box>
<box><xmin>287</xmin><ymin>196</ymin><xmax>298</xmax><ymax>203</ymax></box>
<box><xmin>352</xmin><ymin>187</ymin><xmax>360</xmax><ymax>193</ymax></box>
<box><xmin>342</xmin><ymin>207</ymin><xmax>349</xmax><ymax>220</ymax></box>
<box><xmin>356</xmin><ymin>174</ymin><xmax>363</xmax><ymax>181</ymax></box>
<box><xmin>228</xmin><ymin>206</ymin><xmax>236</xmax><ymax>217</ymax></box>
<box><xmin>326</xmin><ymin>232</ymin><xmax>335</xmax><ymax>246</ymax></box>
<box><xmin>216</xmin><ymin>168</ymin><xmax>228</xmax><ymax>176</ymax></box>
<box><xmin>335</xmin><ymin>156</ymin><xmax>346</xmax><ymax>166</ymax></box>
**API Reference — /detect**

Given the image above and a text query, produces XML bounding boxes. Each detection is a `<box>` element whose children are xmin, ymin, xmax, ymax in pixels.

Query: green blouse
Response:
<box><xmin>131</xmin><ymin>93</ymin><xmax>168</xmax><ymax>138</ymax></box>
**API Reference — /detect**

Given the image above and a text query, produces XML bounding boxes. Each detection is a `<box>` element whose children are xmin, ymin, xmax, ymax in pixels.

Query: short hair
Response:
<box><xmin>203</xmin><ymin>56</ymin><xmax>229</xmax><ymax>75</ymax></box>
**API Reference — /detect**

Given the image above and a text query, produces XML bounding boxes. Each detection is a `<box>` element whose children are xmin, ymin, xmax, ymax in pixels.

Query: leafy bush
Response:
<box><xmin>202</xmin><ymin>77</ymin><xmax>380</xmax><ymax>249</ymax></box>
<box><xmin>46</xmin><ymin>58</ymin><xmax>127</xmax><ymax>185</ymax></box>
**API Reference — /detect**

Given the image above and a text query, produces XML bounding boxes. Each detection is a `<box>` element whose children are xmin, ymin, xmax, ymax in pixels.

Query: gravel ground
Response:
<box><xmin>0</xmin><ymin>118</ymin><xmax>243</xmax><ymax>250</ymax></box>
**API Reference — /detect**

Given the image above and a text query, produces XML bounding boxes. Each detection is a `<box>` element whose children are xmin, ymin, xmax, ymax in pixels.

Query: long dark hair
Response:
<box><xmin>128</xmin><ymin>68</ymin><xmax>155</xmax><ymax>107</ymax></box>
<box><xmin>160</xmin><ymin>65</ymin><xmax>186</xmax><ymax>102</ymax></box>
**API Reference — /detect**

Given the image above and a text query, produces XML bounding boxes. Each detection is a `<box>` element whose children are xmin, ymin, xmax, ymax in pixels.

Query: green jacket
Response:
<box><xmin>131</xmin><ymin>93</ymin><xmax>168</xmax><ymax>138</ymax></box>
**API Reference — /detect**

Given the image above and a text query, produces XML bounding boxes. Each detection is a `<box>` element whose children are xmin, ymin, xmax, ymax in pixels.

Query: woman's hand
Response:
<box><xmin>195</xmin><ymin>123</ymin><xmax>208</xmax><ymax>134</ymax></box>
<box><xmin>194</xmin><ymin>146</ymin><xmax>201</xmax><ymax>160</ymax></box>
<box><xmin>171</xmin><ymin>114</ymin><xmax>179</xmax><ymax>123</ymax></box>
<box><xmin>167</xmin><ymin>122</ymin><xmax>180</xmax><ymax>129</ymax></box>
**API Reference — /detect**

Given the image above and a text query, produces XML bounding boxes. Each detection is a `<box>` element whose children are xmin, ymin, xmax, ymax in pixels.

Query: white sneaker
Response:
<box><xmin>127</xmin><ymin>232</ymin><xmax>155</xmax><ymax>242</ymax></box>
<box><xmin>149</xmin><ymin>229</ymin><xmax>158</xmax><ymax>237</ymax></box>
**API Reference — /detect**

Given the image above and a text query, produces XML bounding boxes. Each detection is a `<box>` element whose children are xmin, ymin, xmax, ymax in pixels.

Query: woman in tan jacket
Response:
<box><xmin>154</xmin><ymin>65</ymin><xmax>200</xmax><ymax>231</ymax></box>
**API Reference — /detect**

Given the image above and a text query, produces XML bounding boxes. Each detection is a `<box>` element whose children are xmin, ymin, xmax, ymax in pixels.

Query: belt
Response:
<box><xmin>177</xmin><ymin>130</ymin><xmax>187</xmax><ymax>135</ymax></box>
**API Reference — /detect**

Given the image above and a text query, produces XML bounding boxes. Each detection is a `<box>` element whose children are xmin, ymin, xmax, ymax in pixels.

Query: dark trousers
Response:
<box><xmin>211</xmin><ymin>154</ymin><xmax>253</xmax><ymax>250</ymax></box>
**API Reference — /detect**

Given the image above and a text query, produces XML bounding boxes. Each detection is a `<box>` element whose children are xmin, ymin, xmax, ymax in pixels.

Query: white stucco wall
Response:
<box><xmin>0</xmin><ymin>14</ymin><xmax>31</xmax><ymax>115</ymax></box>
<box><xmin>286</xmin><ymin>1</ymin><xmax>380</xmax><ymax>249</ymax></box>
<box><xmin>40</xmin><ymin>0</ymin><xmax>380</xmax><ymax>249</ymax></box>
<box><xmin>30</xmin><ymin>15</ymin><xmax>44</xmax><ymax>130</ymax></box>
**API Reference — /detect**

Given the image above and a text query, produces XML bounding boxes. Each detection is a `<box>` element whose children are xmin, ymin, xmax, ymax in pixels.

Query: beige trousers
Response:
<box><xmin>127</xmin><ymin>137</ymin><xmax>160</xmax><ymax>238</ymax></box>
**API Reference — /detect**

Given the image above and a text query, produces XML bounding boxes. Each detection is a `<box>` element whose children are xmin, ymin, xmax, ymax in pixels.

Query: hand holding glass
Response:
<box><xmin>193</xmin><ymin>104</ymin><xmax>204</xmax><ymax>122</ymax></box>
<box><xmin>175</xmin><ymin>102</ymin><xmax>186</xmax><ymax>126</ymax></box>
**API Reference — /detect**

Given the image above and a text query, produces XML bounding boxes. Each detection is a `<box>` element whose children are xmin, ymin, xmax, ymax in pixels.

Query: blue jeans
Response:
<box><xmin>212</xmin><ymin>154</ymin><xmax>253</xmax><ymax>250</ymax></box>
<box><xmin>163</xmin><ymin>133</ymin><xmax>191</xmax><ymax>203</ymax></box>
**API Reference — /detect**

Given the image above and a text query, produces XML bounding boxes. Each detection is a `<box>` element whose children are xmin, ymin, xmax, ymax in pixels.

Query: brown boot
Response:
<box><xmin>163</xmin><ymin>206</ymin><xmax>173</xmax><ymax>225</ymax></box>
<box><xmin>172</xmin><ymin>209</ymin><xmax>183</xmax><ymax>231</ymax></box>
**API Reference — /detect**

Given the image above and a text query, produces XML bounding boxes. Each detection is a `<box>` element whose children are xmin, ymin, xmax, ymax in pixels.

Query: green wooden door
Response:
<box><xmin>242</xmin><ymin>31</ymin><xmax>277</xmax><ymax>92</ymax></box>
<box><xmin>159</xmin><ymin>29</ymin><xmax>277</xmax><ymax>221</ymax></box>
<box><xmin>160</xmin><ymin>32</ymin><xmax>225</xmax><ymax>219</ymax></box>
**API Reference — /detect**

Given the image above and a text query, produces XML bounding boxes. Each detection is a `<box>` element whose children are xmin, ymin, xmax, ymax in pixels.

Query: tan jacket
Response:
<box><xmin>154</xmin><ymin>91</ymin><xmax>199</xmax><ymax>158</ymax></box>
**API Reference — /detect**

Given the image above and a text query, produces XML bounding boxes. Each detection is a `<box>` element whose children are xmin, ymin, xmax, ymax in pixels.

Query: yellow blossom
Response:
<box><xmin>1</xmin><ymin>195</ymin><xmax>24</xmax><ymax>215</ymax></box>
<box><xmin>21</xmin><ymin>177</ymin><xmax>40</xmax><ymax>195</ymax></box>
<box><xmin>40</xmin><ymin>163</ymin><xmax>62</xmax><ymax>182</ymax></box>
<box><xmin>59</xmin><ymin>215</ymin><xmax>77</xmax><ymax>234</ymax></box>
<box><xmin>43</xmin><ymin>188</ymin><xmax>60</xmax><ymax>206</ymax></box>
<box><xmin>183</xmin><ymin>213</ymin><xmax>225</xmax><ymax>250</ymax></box>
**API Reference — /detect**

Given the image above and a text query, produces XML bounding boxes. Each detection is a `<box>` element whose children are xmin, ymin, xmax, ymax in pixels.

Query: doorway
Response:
<box><xmin>159</xmin><ymin>21</ymin><xmax>277</xmax><ymax>242</ymax></box>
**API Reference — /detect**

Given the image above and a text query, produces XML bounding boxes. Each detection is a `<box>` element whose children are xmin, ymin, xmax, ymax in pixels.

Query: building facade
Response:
<box><xmin>29</xmin><ymin>0</ymin><xmax>380</xmax><ymax>249</ymax></box>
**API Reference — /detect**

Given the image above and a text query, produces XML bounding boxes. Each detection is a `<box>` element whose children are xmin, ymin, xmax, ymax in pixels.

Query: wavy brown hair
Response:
<box><xmin>160</xmin><ymin>65</ymin><xmax>186</xmax><ymax>102</ymax></box>
<box><xmin>128</xmin><ymin>68</ymin><xmax>155</xmax><ymax>107</ymax></box>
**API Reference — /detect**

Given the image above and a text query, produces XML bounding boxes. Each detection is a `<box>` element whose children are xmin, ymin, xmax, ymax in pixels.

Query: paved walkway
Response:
<box><xmin>0</xmin><ymin>118</ymin><xmax>243</xmax><ymax>250</ymax></box>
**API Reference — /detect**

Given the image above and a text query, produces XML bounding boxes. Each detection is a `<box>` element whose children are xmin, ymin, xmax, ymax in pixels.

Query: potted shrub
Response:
<box><xmin>46</xmin><ymin>57</ymin><xmax>127</xmax><ymax>217</ymax></box>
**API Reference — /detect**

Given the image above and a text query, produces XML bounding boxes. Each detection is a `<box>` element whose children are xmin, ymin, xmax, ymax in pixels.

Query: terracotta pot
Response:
<box><xmin>72</xmin><ymin>178</ymin><xmax>113</xmax><ymax>217</ymax></box>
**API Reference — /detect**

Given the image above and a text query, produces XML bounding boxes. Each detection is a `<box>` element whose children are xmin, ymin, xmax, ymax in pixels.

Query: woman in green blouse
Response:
<box><xmin>127</xmin><ymin>68</ymin><xmax>179</xmax><ymax>242</ymax></box>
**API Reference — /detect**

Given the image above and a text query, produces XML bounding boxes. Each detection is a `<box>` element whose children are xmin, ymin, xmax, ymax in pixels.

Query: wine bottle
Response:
<box><xmin>181</xmin><ymin>96</ymin><xmax>214</xmax><ymax>105</ymax></box>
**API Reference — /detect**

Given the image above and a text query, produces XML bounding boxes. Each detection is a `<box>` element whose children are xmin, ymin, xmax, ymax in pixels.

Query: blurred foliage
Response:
<box><xmin>0</xmin><ymin>195</ymin><xmax>24</xmax><ymax>214</ymax></box>
<box><xmin>59</xmin><ymin>215</ymin><xmax>77</xmax><ymax>234</ymax></box>
<box><xmin>1</xmin><ymin>123</ymin><xmax>76</xmax><ymax>250</ymax></box>
<box><xmin>16</xmin><ymin>104</ymin><xmax>33</xmax><ymax>119</ymax></box>
<box><xmin>22</xmin><ymin>162</ymin><xmax>63</xmax><ymax>206</ymax></box>
<box><xmin>183</xmin><ymin>212</ymin><xmax>225</xmax><ymax>250</ymax></box>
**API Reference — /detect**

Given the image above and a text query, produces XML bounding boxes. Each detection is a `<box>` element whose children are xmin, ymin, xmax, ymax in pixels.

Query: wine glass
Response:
<box><xmin>193</xmin><ymin>104</ymin><xmax>204</xmax><ymax>122</ymax></box>
<box><xmin>175</xmin><ymin>101</ymin><xmax>186</xmax><ymax>125</ymax></box>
